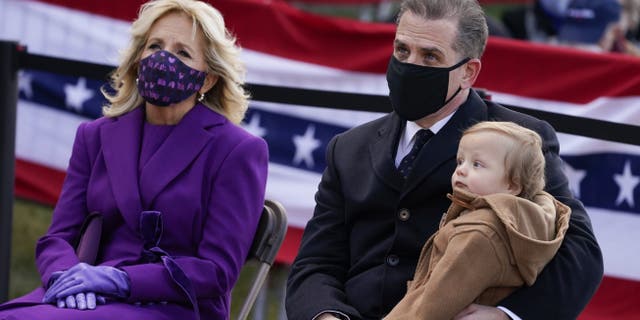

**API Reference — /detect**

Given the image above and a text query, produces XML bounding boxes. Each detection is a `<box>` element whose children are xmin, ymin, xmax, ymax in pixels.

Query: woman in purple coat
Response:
<box><xmin>0</xmin><ymin>0</ymin><xmax>268</xmax><ymax>319</ymax></box>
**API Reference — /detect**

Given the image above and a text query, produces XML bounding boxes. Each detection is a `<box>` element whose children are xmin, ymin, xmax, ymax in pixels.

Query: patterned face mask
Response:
<box><xmin>137</xmin><ymin>50</ymin><xmax>207</xmax><ymax>107</ymax></box>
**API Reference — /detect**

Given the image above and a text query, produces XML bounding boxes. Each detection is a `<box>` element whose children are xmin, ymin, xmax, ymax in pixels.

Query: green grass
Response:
<box><xmin>9</xmin><ymin>199</ymin><xmax>52</xmax><ymax>298</ymax></box>
<box><xmin>484</xmin><ymin>4</ymin><xmax>522</xmax><ymax>20</ymax></box>
<box><xmin>8</xmin><ymin>198</ymin><xmax>287</xmax><ymax>318</ymax></box>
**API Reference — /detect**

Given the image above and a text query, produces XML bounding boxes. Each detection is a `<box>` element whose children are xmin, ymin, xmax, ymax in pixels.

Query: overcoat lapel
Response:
<box><xmin>370</xmin><ymin>113</ymin><xmax>405</xmax><ymax>192</ymax></box>
<box><xmin>101</xmin><ymin>107</ymin><xmax>145</xmax><ymax>232</ymax></box>
<box><xmin>404</xmin><ymin>91</ymin><xmax>489</xmax><ymax>192</ymax></box>
<box><xmin>139</xmin><ymin>104</ymin><xmax>223</xmax><ymax>207</ymax></box>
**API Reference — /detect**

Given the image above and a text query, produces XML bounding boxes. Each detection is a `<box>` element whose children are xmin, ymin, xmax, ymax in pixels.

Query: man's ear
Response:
<box><xmin>461</xmin><ymin>58</ymin><xmax>481</xmax><ymax>89</ymax></box>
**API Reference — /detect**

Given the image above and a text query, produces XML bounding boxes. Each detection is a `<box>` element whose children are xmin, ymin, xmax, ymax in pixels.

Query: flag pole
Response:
<box><xmin>0</xmin><ymin>41</ymin><xmax>20</xmax><ymax>303</ymax></box>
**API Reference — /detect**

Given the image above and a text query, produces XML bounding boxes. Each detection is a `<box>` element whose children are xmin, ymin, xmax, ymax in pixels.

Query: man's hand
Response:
<box><xmin>453</xmin><ymin>304</ymin><xmax>510</xmax><ymax>320</ymax></box>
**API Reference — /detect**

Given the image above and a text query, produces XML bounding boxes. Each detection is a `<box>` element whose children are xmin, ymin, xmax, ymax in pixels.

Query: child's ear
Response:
<box><xmin>508</xmin><ymin>182</ymin><xmax>522</xmax><ymax>196</ymax></box>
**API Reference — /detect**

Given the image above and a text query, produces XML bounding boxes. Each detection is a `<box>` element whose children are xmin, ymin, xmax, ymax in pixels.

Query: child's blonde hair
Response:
<box><xmin>463</xmin><ymin>121</ymin><xmax>546</xmax><ymax>200</ymax></box>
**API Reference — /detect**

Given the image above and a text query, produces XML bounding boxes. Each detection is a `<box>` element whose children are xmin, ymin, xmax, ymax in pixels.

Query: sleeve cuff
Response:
<box><xmin>497</xmin><ymin>306</ymin><xmax>522</xmax><ymax>320</ymax></box>
<box><xmin>312</xmin><ymin>310</ymin><xmax>351</xmax><ymax>320</ymax></box>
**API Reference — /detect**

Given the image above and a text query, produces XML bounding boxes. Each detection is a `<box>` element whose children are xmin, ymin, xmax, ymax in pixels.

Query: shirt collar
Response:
<box><xmin>399</xmin><ymin>111</ymin><xmax>456</xmax><ymax>150</ymax></box>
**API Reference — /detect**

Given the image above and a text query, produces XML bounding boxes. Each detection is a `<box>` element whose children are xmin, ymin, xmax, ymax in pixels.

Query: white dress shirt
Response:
<box><xmin>394</xmin><ymin>113</ymin><xmax>454</xmax><ymax>167</ymax></box>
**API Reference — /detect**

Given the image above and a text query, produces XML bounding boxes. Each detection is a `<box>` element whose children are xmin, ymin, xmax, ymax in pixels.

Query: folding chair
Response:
<box><xmin>237</xmin><ymin>199</ymin><xmax>288</xmax><ymax>320</ymax></box>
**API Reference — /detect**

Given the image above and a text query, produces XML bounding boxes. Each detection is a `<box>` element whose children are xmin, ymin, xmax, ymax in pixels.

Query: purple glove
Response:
<box><xmin>42</xmin><ymin>263</ymin><xmax>130</xmax><ymax>303</ymax></box>
<box><xmin>46</xmin><ymin>270</ymin><xmax>65</xmax><ymax>289</ymax></box>
<box><xmin>56</xmin><ymin>292</ymin><xmax>106</xmax><ymax>310</ymax></box>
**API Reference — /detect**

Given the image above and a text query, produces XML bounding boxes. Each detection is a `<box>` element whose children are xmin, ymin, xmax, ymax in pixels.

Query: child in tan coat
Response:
<box><xmin>384</xmin><ymin>121</ymin><xmax>571</xmax><ymax>320</ymax></box>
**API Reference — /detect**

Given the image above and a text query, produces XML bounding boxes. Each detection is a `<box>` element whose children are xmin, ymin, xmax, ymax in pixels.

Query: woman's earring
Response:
<box><xmin>198</xmin><ymin>93</ymin><xmax>205</xmax><ymax>102</ymax></box>
<box><xmin>135</xmin><ymin>78</ymin><xmax>139</xmax><ymax>85</ymax></box>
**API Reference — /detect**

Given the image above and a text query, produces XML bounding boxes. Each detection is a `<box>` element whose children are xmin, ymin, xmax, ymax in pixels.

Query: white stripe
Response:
<box><xmin>589</xmin><ymin>206</ymin><xmax>640</xmax><ymax>281</ymax></box>
<box><xmin>243</xmin><ymin>50</ymin><xmax>389</xmax><ymax>95</ymax></box>
<box><xmin>251</xmin><ymin>101</ymin><xmax>385</xmax><ymax>128</ymax></box>
<box><xmin>0</xmin><ymin>0</ymin><xmax>128</xmax><ymax>65</ymax></box>
<box><xmin>558</xmin><ymin>133</ymin><xmax>640</xmax><ymax>155</ymax></box>
<box><xmin>492</xmin><ymin>92</ymin><xmax>640</xmax><ymax>126</ymax></box>
<box><xmin>266</xmin><ymin>163</ymin><xmax>320</xmax><ymax>227</ymax></box>
<box><xmin>15</xmin><ymin>100</ymin><xmax>89</xmax><ymax>170</ymax></box>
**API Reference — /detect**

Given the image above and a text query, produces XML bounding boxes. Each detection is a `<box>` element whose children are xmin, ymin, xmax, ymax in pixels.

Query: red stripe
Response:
<box><xmin>275</xmin><ymin>226</ymin><xmax>303</xmax><ymax>264</ymax></box>
<box><xmin>15</xmin><ymin>159</ymin><xmax>64</xmax><ymax>206</ymax></box>
<box><xmin>283</xmin><ymin>0</ymin><xmax>389</xmax><ymax>3</ymax></box>
<box><xmin>287</xmin><ymin>0</ymin><xmax>530</xmax><ymax>2</ymax></box>
<box><xmin>214</xmin><ymin>0</ymin><xmax>395</xmax><ymax>73</ymax></box>
<box><xmin>33</xmin><ymin>0</ymin><xmax>145</xmax><ymax>22</ymax></box>
<box><xmin>476</xmin><ymin>37</ymin><xmax>640</xmax><ymax>103</ymax></box>
<box><xmin>579</xmin><ymin>276</ymin><xmax>640</xmax><ymax>320</ymax></box>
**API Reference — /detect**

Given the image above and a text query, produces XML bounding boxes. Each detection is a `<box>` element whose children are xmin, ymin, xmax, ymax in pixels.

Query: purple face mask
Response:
<box><xmin>137</xmin><ymin>50</ymin><xmax>207</xmax><ymax>107</ymax></box>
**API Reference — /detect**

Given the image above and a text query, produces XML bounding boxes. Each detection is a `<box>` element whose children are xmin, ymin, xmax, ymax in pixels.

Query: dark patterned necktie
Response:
<box><xmin>398</xmin><ymin>129</ymin><xmax>434</xmax><ymax>179</ymax></box>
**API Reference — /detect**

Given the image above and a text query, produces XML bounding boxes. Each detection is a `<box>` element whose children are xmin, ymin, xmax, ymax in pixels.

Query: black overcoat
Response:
<box><xmin>286</xmin><ymin>90</ymin><xmax>603</xmax><ymax>320</ymax></box>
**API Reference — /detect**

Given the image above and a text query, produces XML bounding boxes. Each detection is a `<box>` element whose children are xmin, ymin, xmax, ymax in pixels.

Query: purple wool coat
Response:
<box><xmin>0</xmin><ymin>104</ymin><xmax>269</xmax><ymax>320</ymax></box>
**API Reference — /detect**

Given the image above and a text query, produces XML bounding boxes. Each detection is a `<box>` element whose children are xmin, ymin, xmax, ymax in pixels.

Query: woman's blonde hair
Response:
<box><xmin>101</xmin><ymin>0</ymin><xmax>249</xmax><ymax>124</ymax></box>
<box><xmin>463</xmin><ymin>121</ymin><xmax>546</xmax><ymax>200</ymax></box>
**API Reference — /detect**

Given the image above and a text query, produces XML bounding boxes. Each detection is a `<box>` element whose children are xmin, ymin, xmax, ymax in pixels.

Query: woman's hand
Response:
<box><xmin>43</xmin><ymin>263</ymin><xmax>130</xmax><ymax>303</ymax></box>
<box><xmin>55</xmin><ymin>292</ymin><xmax>106</xmax><ymax>310</ymax></box>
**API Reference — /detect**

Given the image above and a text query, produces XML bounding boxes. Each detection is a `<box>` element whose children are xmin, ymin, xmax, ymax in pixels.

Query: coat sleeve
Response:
<box><xmin>499</xmin><ymin>119</ymin><xmax>604</xmax><ymax>319</ymax></box>
<box><xmin>286</xmin><ymin>135</ymin><xmax>362</xmax><ymax>320</ymax></box>
<box><xmin>121</xmin><ymin>135</ymin><xmax>269</xmax><ymax>303</ymax></box>
<box><xmin>35</xmin><ymin>122</ymin><xmax>90</xmax><ymax>287</ymax></box>
<box><xmin>384</xmin><ymin>224</ymin><xmax>507</xmax><ymax>320</ymax></box>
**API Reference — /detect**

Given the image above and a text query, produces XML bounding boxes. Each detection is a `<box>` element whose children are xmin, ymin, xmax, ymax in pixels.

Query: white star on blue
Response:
<box><xmin>64</xmin><ymin>77</ymin><xmax>94</xmax><ymax>112</ymax></box>
<box><xmin>292</xmin><ymin>124</ymin><xmax>321</xmax><ymax>169</ymax></box>
<box><xmin>564</xmin><ymin>161</ymin><xmax>587</xmax><ymax>198</ymax></box>
<box><xmin>614</xmin><ymin>161</ymin><xmax>639</xmax><ymax>208</ymax></box>
<box><xmin>243</xmin><ymin>113</ymin><xmax>267</xmax><ymax>138</ymax></box>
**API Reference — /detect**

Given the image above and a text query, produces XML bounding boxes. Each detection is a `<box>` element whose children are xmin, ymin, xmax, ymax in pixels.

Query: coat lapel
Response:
<box><xmin>369</xmin><ymin>113</ymin><xmax>405</xmax><ymax>192</ymax></box>
<box><xmin>404</xmin><ymin>91</ymin><xmax>489</xmax><ymax>192</ymax></box>
<box><xmin>101</xmin><ymin>107</ymin><xmax>145</xmax><ymax>232</ymax></box>
<box><xmin>139</xmin><ymin>104</ymin><xmax>224</xmax><ymax>208</ymax></box>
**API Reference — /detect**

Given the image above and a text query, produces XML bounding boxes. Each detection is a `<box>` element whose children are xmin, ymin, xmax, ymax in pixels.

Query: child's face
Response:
<box><xmin>451</xmin><ymin>131</ymin><xmax>519</xmax><ymax>196</ymax></box>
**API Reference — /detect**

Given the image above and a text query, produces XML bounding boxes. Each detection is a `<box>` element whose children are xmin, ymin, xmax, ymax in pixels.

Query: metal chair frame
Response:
<box><xmin>236</xmin><ymin>199</ymin><xmax>288</xmax><ymax>320</ymax></box>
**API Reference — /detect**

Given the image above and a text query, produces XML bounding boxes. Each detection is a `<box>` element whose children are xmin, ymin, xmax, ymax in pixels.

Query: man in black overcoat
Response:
<box><xmin>286</xmin><ymin>0</ymin><xmax>603</xmax><ymax>319</ymax></box>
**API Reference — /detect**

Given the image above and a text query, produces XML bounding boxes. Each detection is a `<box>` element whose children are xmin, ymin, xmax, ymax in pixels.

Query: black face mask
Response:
<box><xmin>386</xmin><ymin>56</ymin><xmax>470</xmax><ymax>121</ymax></box>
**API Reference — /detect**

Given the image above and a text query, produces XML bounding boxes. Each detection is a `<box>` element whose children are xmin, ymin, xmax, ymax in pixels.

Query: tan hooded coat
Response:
<box><xmin>384</xmin><ymin>189</ymin><xmax>571</xmax><ymax>320</ymax></box>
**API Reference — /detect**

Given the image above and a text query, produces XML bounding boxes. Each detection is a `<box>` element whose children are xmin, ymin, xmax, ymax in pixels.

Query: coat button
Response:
<box><xmin>386</xmin><ymin>254</ymin><xmax>400</xmax><ymax>266</ymax></box>
<box><xmin>398</xmin><ymin>208</ymin><xmax>410</xmax><ymax>221</ymax></box>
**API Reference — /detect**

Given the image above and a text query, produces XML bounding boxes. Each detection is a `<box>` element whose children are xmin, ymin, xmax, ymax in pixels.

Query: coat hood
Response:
<box><xmin>446</xmin><ymin>188</ymin><xmax>571</xmax><ymax>285</ymax></box>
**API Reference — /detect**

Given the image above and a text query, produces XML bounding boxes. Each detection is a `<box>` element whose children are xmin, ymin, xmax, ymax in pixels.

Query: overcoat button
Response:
<box><xmin>386</xmin><ymin>255</ymin><xmax>400</xmax><ymax>266</ymax></box>
<box><xmin>398</xmin><ymin>209</ymin><xmax>410</xmax><ymax>221</ymax></box>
